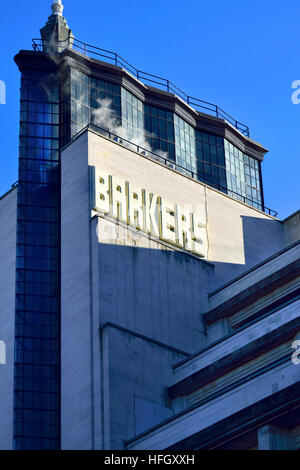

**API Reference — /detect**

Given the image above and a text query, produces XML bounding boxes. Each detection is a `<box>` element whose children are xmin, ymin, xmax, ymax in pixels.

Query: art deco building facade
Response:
<box><xmin>0</xmin><ymin>1</ymin><xmax>299</xmax><ymax>450</ymax></box>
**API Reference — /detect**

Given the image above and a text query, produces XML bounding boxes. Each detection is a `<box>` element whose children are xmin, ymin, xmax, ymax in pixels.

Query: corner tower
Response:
<box><xmin>12</xmin><ymin>0</ymin><xmax>75</xmax><ymax>450</ymax></box>
<box><xmin>40</xmin><ymin>1</ymin><xmax>74</xmax><ymax>53</ymax></box>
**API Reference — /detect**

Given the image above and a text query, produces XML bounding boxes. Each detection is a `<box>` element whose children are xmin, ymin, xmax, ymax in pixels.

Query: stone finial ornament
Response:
<box><xmin>52</xmin><ymin>0</ymin><xmax>64</xmax><ymax>16</ymax></box>
<box><xmin>40</xmin><ymin>0</ymin><xmax>74</xmax><ymax>53</ymax></box>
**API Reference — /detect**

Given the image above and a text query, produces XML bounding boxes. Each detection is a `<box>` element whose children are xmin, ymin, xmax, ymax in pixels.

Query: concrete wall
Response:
<box><xmin>61</xmin><ymin>132</ymin><xmax>214</xmax><ymax>449</ymax></box>
<box><xmin>95</xmin><ymin>217</ymin><xmax>213</xmax><ymax>449</ymax></box>
<box><xmin>0</xmin><ymin>188</ymin><xmax>17</xmax><ymax>449</ymax></box>
<box><xmin>101</xmin><ymin>326</ymin><xmax>184</xmax><ymax>449</ymax></box>
<box><xmin>96</xmin><ymin>217</ymin><xmax>213</xmax><ymax>353</ymax></box>
<box><xmin>61</xmin><ymin>132</ymin><xmax>94</xmax><ymax>449</ymax></box>
<box><xmin>88</xmin><ymin>131</ymin><xmax>284</xmax><ymax>287</ymax></box>
<box><xmin>283</xmin><ymin>211</ymin><xmax>300</xmax><ymax>247</ymax></box>
<box><xmin>60</xmin><ymin>130</ymin><xmax>294</xmax><ymax>449</ymax></box>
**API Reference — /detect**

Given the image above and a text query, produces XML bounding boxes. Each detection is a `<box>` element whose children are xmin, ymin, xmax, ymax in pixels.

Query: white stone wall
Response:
<box><xmin>0</xmin><ymin>188</ymin><xmax>17</xmax><ymax>449</ymax></box>
<box><xmin>61</xmin><ymin>132</ymin><xmax>94</xmax><ymax>449</ymax></box>
<box><xmin>88</xmin><ymin>131</ymin><xmax>285</xmax><ymax>287</ymax></box>
<box><xmin>60</xmin><ymin>130</ymin><xmax>293</xmax><ymax>449</ymax></box>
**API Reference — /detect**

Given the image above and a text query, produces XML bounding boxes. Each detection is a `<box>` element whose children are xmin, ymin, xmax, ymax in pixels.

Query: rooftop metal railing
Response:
<box><xmin>70</xmin><ymin>123</ymin><xmax>277</xmax><ymax>217</ymax></box>
<box><xmin>32</xmin><ymin>37</ymin><xmax>250</xmax><ymax>137</ymax></box>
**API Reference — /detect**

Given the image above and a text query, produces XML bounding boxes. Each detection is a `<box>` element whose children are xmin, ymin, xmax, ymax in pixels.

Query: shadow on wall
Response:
<box><xmin>61</xmin><ymin>210</ymin><xmax>289</xmax><ymax>449</ymax></box>
<box><xmin>80</xmin><ymin>235</ymin><xmax>217</xmax><ymax>449</ymax></box>
<box><xmin>91</xmin><ymin>214</ymin><xmax>284</xmax><ymax>445</ymax></box>
<box><xmin>95</xmin><ymin>238</ymin><xmax>215</xmax><ymax>354</ymax></box>
<box><xmin>210</xmin><ymin>214</ymin><xmax>285</xmax><ymax>289</ymax></box>
<box><xmin>91</xmin><ymin>214</ymin><xmax>290</xmax><ymax>449</ymax></box>
<box><xmin>94</xmin><ymin>213</ymin><xmax>286</xmax><ymax>338</ymax></box>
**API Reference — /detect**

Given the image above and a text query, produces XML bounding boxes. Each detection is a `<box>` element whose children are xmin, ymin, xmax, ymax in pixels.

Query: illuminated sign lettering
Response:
<box><xmin>90</xmin><ymin>167</ymin><xmax>208</xmax><ymax>258</ymax></box>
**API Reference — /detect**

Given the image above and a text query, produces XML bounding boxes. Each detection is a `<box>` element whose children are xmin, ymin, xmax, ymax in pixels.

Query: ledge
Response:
<box><xmin>209</xmin><ymin>240</ymin><xmax>300</xmax><ymax>299</ymax></box>
<box><xmin>168</xmin><ymin>316</ymin><xmax>300</xmax><ymax>399</ymax></box>
<box><xmin>167</xmin><ymin>383</ymin><xmax>300</xmax><ymax>450</ymax></box>
<box><xmin>205</xmin><ymin>258</ymin><xmax>300</xmax><ymax>325</ymax></box>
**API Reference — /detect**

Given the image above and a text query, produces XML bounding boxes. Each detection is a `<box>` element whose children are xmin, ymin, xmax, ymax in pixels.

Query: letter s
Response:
<box><xmin>291</xmin><ymin>340</ymin><xmax>300</xmax><ymax>365</ymax></box>
<box><xmin>291</xmin><ymin>81</ymin><xmax>300</xmax><ymax>104</ymax></box>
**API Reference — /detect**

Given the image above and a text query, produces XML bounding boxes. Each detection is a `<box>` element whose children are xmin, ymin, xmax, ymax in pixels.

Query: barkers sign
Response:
<box><xmin>90</xmin><ymin>166</ymin><xmax>208</xmax><ymax>259</ymax></box>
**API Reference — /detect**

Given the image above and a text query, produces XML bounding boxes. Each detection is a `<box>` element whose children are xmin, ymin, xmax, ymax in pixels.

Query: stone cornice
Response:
<box><xmin>15</xmin><ymin>47</ymin><xmax>268</xmax><ymax>161</ymax></box>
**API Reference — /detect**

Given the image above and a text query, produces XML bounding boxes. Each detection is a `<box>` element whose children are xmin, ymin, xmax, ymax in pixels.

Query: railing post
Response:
<box><xmin>115</xmin><ymin>54</ymin><xmax>118</xmax><ymax>66</ymax></box>
<box><xmin>167</xmin><ymin>80</ymin><xmax>170</xmax><ymax>92</ymax></box>
<box><xmin>216</xmin><ymin>106</ymin><xmax>219</xmax><ymax>118</ymax></box>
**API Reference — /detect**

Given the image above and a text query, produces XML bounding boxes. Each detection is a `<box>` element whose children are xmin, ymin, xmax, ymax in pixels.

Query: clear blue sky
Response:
<box><xmin>0</xmin><ymin>0</ymin><xmax>299</xmax><ymax>218</ymax></box>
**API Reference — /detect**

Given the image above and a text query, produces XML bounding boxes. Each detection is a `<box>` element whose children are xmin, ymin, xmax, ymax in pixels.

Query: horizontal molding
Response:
<box><xmin>205</xmin><ymin>259</ymin><xmax>300</xmax><ymax>324</ymax></box>
<box><xmin>99</xmin><ymin>322</ymin><xmax>189</xmax><ymax>357</ymax></box>
<box><xmin>229</xmin><ymin>285</ymin><xmax>300</xmax><ymax>330</ymax></box>
<box><xmin>173</xmin><ymin>287</ymin><xmax>300</xmax><ymax>373</ymax></box>
<box><xmin>168</xmin><ymin>316</ymin><xmax>300</xmax><ymax>399</ymax></box>
<box><xmin>209</xmin><ymin>240</ymin><xmax>300</xmax><ymax>298</ymax></box>
<box><xmin>126</xmin><ymin>354</ymin><xmax>294</xmax><ymax>448</ymax></box>
<box><xmin>14</xmin><ymin>50</ymin><xmax>59</xmax><ymax>72</ymax></box>
<box><xmin>167</xmin><ymin>382</ymin><xmax>300</xmax><ymax>450</ymax></box>
<box><xmin>186</xmin><ymin>343</ymin><xmax>291</xmax><ymax>409</ymax></box>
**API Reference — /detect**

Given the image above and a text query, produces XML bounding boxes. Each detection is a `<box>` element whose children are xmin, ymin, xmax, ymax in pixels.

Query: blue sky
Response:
<box><xmin>0</xmin><ymin>0</ymin><xmax>299</xmax><ymax>219</ymax></box>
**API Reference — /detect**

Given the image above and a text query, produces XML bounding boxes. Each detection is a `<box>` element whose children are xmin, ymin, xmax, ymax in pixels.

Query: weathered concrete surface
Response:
<box><xmin>96</xmin><ymin>217</ymin><xmax>212</xmax><ymax>353</ymax></box>
<box><xmin>101</xmin><ymin>326</ymin><xmax>184</xmax><ymax>449</ymax></box>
